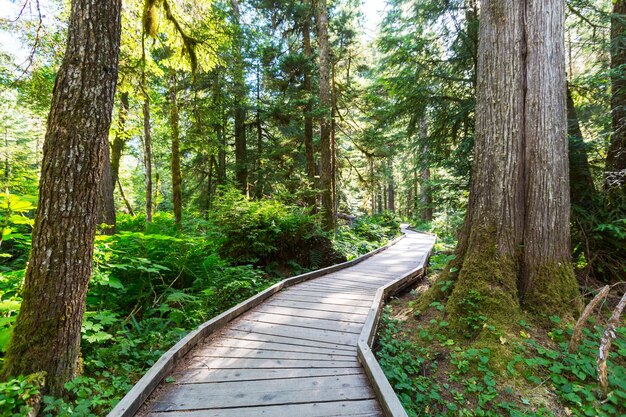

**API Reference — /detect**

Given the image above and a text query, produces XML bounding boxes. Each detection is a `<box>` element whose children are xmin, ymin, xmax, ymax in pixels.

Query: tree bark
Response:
<box><xmin>445</xmin><ymin>0</ymin><xmax>580</xmax><ymax>327</ymax></box>
<box><xmin>2</xmin><ymin>0</ymin><xmax>121</xmax><ymax>395</ymax></box>
<box><xmin>606</xmin><ymin>0</ymin><xmax>626</xmax><ymax>187</ymax></box>
<box><xmin>316</xmin><ymin>0</ymin><xmax>335</xmax><ymax>230</ymax></box>
<box><xmin>169</xmin><ymin>70</ymin><xmax>182</xmax><ymax>224</ymax></box>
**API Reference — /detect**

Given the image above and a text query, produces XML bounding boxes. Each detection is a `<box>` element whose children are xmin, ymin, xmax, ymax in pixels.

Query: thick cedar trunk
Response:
<box><xmin>606</xmin><ymin>0</ymin><xmax>626</xmax><ymax>187</ymax></box>
<box><xmin>446</xmin><ymin>0</ymin><xmax>579</xmax><ymax>324</ymax></box>
<box><xmin>231</xmin><ymin>0</ymin><xmax>247</xmax><ymax>194</ymax></box>
<box><xmin>303</xmin><ymin>18</ymin><xmax>316</xmax><ymax>208</ymax></box>
<box><xmin>316</xmin><ymin>0</ymin><xmax>335</xmax><ymax>230</ymax></box>
<box><xmin>143</xmin><ymin>98</ymin><xmax>153</xmax><ymax>223</ymax></box>
<box><xmin>2</xmin><ymin>0</ymin><xmax>121</xmax><ymax>395</ymax></box>
<box><xmin>169</xmin><ymin>70</ymin><xmax>182</xmax><ymax>224</ymax></box>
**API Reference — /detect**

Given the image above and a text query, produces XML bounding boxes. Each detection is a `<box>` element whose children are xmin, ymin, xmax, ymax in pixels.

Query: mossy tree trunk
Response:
<box><xmin>2</xmin><ymin>0</ymin><xmax>121</xmax><ymax>395</ymax></box>
<box><xmin>316</xmin><ymin>0</ymin><xmax>335</xmax><ymax>231</ymax></box>
<box><xmin>444</xmin><ymin>0</ymin><xmax>580</xmax><ymax>331</ymax></box>
<box><xmin>143</xmin><ymin>97</ymin><xmax>153</xmax><ymax>223</ymax></box>
<box><xmin>169</xmin><ymin>69</ymin><xmax>182</xmax><ymax>225</ymax></box>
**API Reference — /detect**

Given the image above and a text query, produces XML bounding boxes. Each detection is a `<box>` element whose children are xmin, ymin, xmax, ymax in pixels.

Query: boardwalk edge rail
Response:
<box><xmin>107</xmin><ymin>233</ymin><xmax>406</xmax><ymax>417</ymax></box>
<box><xmin>357</xmin><ymin>232</ymin><xmax>435</xmax><ymax>417</ymax></box>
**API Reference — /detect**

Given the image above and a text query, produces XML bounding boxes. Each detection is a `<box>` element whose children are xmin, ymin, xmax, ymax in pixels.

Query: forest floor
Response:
<box><xmin>375</xmin><ymin>240</ymin><xmax>626</xmax><ymax>417</ymax></box>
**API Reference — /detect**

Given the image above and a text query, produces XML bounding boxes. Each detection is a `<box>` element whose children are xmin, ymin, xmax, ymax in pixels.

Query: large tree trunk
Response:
<box><xmin>169</xmin><ymin>70</ymin><xmax>182</xmax><ymax>224</ymax></box>
<box><xmin>607</xmin><ymin>0</ymin><xmax>626</xmax><ymax>187</ymax></box>
<box><xmin>231</xmin><ymin>0</ymin><xmax>248</xmax><ymax>195</ymax></box>
<box><xmin>303</xmin><ymin>17</ymin><xmax>316</xmax><ymax>209</ymax></box>
<box><xmin>316</xmin><ymin>0</ymin><xmax>335</xmax><ymax>230</ymax></box>
<box><xmin>445</xmin><ymin>0</ymin><xmax>579</xmax><ymax>328</ymax></box>
<box><xmin>2</xmin><ymin>0</ymin><xmax>121</xmax><ymax>395</ymax></box>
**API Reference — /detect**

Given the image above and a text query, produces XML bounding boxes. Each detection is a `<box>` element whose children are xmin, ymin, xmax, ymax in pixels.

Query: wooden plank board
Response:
<box><xmin>184</xmin><ymin>356</ymin><xmax>360</xmax><ymax>370</ymax></box>
<box><xmin>231</xmin><ymin>320</ymin><xmax>359</xmax><ymax>346</ymax></box>
<box><xmin>244</xmin><ymin>311</ymin><xmax>364</xmax><ymax>334</ymax></box>
<box><xmin>300</xmin><ymin>281</ymin><xmax>379</xmax><ymax>292</ymax></box>
<box><xmin>272</xmin><ymin>293</ymin><xmax>372</xmax><ymax>307</ymax></box>
<box><xmin>150</xmin><ymin>375</ymin><xmax>375</xmax><ymax>412</ymax></box>
<box><xmin>191</xmin><ymin>346</ymin><xmax>353</xmax><ymax>361</ymax></box>
<box><xmin>264</xmin><ymin>299</ymin><xmax>370</xmax><ymax>315</ymax></box>
<box><xmin>169</xmin><ymin>373</ymin><xmax>369</xmax><ymax>395</ymax></box>
<box><xmin>253</xmin><ymin>305</ymin><xmax>366</xmax><ymax>323</ymax></box>
<box><xmin>290</xmin><ymin>282</ymin><xmax>378</xmax><ymax>292</ymax></box>
<box><xmin>284</xmin><ymin>288</ymin><xmax>375</xmax><ymax>301</ymax></box>
<box><xmin>220</xmin><ymin>328</ymin><xmax>357</xmax><ymax>352</ymax></box>
<box><xmin>205</xmin><ymin>338</ymin><xmax>357</xmax><ymax>356</ymax></box>
<box><xmin>314</xmin><ymin>277</ymin><xmax>385</xmax><ymax>287</ymax></box>
<box><xmin>147</xmin><ymin>399</ymin><xmax>382</xmax><ymax>417</ymax></box>
<box><xmin>170</xmin><ymin>366</ymin><xmax>364</xmax><ymax>384</ymax></box>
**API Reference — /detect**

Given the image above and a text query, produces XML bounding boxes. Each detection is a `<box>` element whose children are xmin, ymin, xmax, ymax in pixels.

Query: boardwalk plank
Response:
<box><xmin>147</xmin><ymin>399</ymin><xmax>381</xmax><ymax>417</ymax></box>
<box><xmin>231</xmin><ymin>320</ymin><xmax>359</xmax><ymax>346</ymax></box>
<box><xmin>264</xmin><ymin>299</ymin><xmax>370</xmax><ymax>315</ymax></box>
<box><xmin>184</xmin><ymin>356</ymin><xmax>360</xmax><ymax>370</ymax></box>
<box><xmin>244</xmin><ymin>311</ymin><xmax>364</xmax><ymax>333</ymax></box>
<box><xmin>192</xmin><ymin>346</ymin><xmax>352</xmax><ymax>361</ymax></box>
<box><xmin>150</xmin><ymin>376</ymin><xmax>375</xmax><ymax>411</ymax></box>
<box><xmin>206</xmin><ymin>338</ymin><xmax>356</xmax><ymax>356</ymax></box>
<box><xmin>170</xmin><ymin>367</ymin><xmax>364</xmax><ymax>384</ymax></box>
<box><xmin>284</xmin><ymin>288</ymin><xmax>374</xmax><ymax>301</ymax></box>
<box><xmin>272</xmin><ymin>293</ymin><xmax>372</xmax><ymax>307</ymax></box>
<box><xmin>253</xmin><ymin>305</ymin><xmax>366</xmax><ymax>322</ymax></box>
<box><xmin>221</xmin><ymin>328</ymin><xmax>357</xmax><ymax>351</ymax></box>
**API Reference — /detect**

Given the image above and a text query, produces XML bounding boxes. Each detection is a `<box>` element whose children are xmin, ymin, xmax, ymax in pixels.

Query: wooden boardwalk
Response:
<box><xmin>119</xmin><ymin>228</ymin><xmax>435</xmax><ymax>417</ymax></box>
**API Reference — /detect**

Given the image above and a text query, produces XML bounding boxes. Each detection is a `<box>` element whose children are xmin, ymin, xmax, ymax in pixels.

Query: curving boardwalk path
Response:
<box><xmin>117</xmin><ymin>228</ymin><xmax>435</xmax><ymax>417</ymax></box>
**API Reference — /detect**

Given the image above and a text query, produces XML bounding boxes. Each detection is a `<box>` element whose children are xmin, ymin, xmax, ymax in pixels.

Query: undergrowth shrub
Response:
<box><xmin>212</xmin><ymin>187</ymin><xmax>344</xmax><ymax>270</ymax></box>
<box><xmin>335</xmin><ymin>212</ymin><xmax>401</xmax><ymax>260</ymax></box>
